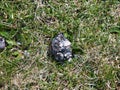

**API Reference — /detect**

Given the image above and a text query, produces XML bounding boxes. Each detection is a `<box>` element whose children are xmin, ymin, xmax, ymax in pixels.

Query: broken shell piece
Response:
<box><xmin>49</xmin><ymin>33</ymin><xmax>73</xmax><ymax>62</ymax></box>
<box><xmin>0</xmin><ymin>37</ymin><xmax>6</xmax><ymax>49</ymax></box>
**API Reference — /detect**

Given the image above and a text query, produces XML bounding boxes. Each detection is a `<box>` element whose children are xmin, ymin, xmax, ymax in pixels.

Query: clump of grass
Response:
<box><xmin>0</xmin><ymin>0</ymin><xmax>120</xmax><ymax>90</ymax></box>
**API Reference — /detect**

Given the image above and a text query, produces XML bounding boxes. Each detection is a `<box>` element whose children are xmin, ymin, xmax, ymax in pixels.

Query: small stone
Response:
<box><xmin>49</xmin><ymin>33</ymin><xmax>72</xmax><ymax>62</ymax></box>
<box><xmin>23</xmin><ymin>50</ymin><xmax>30</xmax><ymax>58</ymax></box>
<box><xmin>0</xmin><ymin>37</ymin><xmax>6</xmax><ymax>49</ymax></box>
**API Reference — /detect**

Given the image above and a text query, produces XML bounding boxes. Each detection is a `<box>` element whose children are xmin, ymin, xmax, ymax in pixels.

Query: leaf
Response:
<box><xmin>110</xmin><ymin>26</ymin><xmax>120</xmax><ymax>35</ymax></box>
<box><xmin>6</xmin><ymin>40</ymin><xmax>17</xmax><ymax>46</ymax></box>
<box><xmin>0</xmin><ymin>31</ymin><xmax>9</xmax><ymax>38</ymax></box>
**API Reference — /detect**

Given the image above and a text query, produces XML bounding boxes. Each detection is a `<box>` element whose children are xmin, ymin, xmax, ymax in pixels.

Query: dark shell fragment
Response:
<box><xmin>48</xmin><ymin>33</ymin><xmax>72</xmax><ymax>62</ymax></box>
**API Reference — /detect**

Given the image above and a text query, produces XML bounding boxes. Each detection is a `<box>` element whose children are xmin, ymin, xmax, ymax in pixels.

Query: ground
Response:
<box><xmin>0</xmin><ymin>0</ymin><xmax>120</xmax><ymax>90</ymax></box>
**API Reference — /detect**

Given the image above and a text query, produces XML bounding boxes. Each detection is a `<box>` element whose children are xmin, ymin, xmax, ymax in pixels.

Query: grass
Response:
<box><xmin>0</xmin><ymin>0</ymin><xmax>120</xmax><ymax>90</ymax></box>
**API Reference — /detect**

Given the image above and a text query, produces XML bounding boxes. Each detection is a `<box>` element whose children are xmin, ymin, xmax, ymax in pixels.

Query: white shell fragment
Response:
<box><xmin>0</xmin><ymin>37</ymin><xmax>6</xmax><ymax>49</ymax></box>
<box><xmin>49</xmin><ymin>33</ymin><xmax>72</xmax><ymax>62</ymax></box>
<box><xmin>63</xmin><ymin>40</ymin><xmax>71</xmax><ymax>46</ymax></box>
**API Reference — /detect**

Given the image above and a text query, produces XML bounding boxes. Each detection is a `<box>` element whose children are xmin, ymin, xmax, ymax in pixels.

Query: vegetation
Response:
<box><xmin>0</xmin><ymin>0</ymin><xmax>120</xmax><ymax>89</ymax></box>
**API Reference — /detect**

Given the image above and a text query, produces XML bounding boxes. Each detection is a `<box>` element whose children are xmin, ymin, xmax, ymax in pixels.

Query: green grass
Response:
<box><xmin>0</xmin><ymin>0</ymin><xmax>120</xmax><ymax>90</ymax></box>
